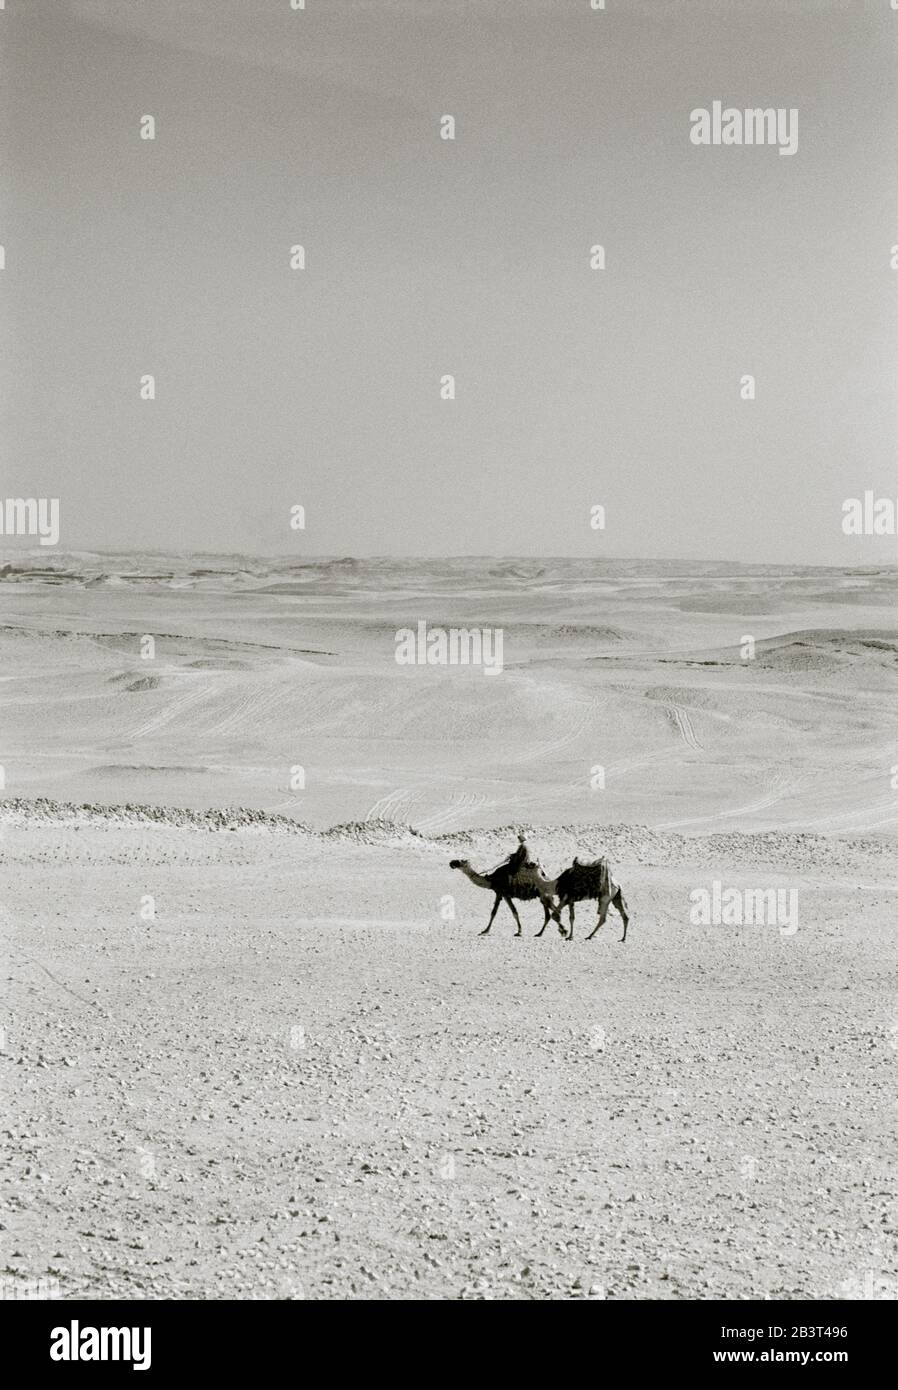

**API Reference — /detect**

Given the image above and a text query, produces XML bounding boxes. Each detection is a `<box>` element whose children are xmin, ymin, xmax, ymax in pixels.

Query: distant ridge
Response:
<box><xmin>3</xmin><ymin>552</ymin><xmax>896</xmax><ymax>590</ymax></box>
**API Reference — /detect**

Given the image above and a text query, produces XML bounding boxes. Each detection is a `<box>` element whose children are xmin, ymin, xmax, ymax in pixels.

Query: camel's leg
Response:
<box><xmin>539</xmin><ymin>897</ymin><xmax>566</xmax><ymax>938</ymax></box>
<box><xmin>534</xmin><ymin>900</ymin><xmax>552</xmax><ymax>938</ymax></box>
<box><xmin>615</xmin><ymin>889</ymin><xmax>629</xmax><ymax>943</ymax></box>
<box><xmin>505</xmin><ymin>897</ymin><xmax>523</xmax><ymax>937</ymax></box>
<box><xmin>479</xmin><ymin>893</ymin><xmax>502</xmax><ymax>936</ymax></box>
<box><xmin>586</xmin><ymin>893</ymin><xmax>612</xmax><ymax>941</ymax></box>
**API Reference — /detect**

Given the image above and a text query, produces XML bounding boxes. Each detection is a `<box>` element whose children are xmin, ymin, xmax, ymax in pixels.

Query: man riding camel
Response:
<box><xmin>498</xmin><ymin>833</ymin><xmax>566</xmax><ymax>936</ymax></box>
<box><xmin>500</xmin><ymin>831</ymin><xmax>536</xmax><ymax>874</ymax></box>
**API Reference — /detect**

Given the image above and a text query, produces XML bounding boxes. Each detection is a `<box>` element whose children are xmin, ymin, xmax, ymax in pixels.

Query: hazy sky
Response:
<box><xmin>4</xmin><ymin>0</ymin><xmax>897</xmax><ymax>561</ymax></box>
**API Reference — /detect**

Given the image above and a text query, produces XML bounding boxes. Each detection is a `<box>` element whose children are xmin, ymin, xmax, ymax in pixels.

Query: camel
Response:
<box><xmin>535</xmin><ymin>856</ymin><xmax>630</xmax><ymax>943</ymax></box>
<box><xmin>450</xmin><ymin>835</ymin><xmax>563</xmax><ymax>937</ymax></box>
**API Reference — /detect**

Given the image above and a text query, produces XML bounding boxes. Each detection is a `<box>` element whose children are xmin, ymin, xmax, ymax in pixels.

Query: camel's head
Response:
<box><xmin>449</xmin><ymin>858</ymin><xmax>468</xmax><ymax>871</ymax></box>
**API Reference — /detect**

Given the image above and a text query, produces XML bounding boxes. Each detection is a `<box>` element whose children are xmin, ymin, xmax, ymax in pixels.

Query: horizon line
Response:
<box><xmin>2</xmin><ymin>549</ymin><xmax>897</xmax><ymax>574</ymax></box>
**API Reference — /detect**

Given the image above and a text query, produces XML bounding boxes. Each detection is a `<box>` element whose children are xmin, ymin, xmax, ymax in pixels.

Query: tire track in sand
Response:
<box><xmin>364</xmin><ymin>787</ymin><xmax>422</xmax><ymax>824</ymax></box>
<box><xmin>130</xmin><ymin>680</ymin><xmax>214</xmax><ymax>740</ymax></box>
<box><xmin>665</xmin><ymin>702</ymin><xmax>703</xmax><ymax>750</ymax></box>
<box><xmin>415</xmin><ymin>792</ymin><xmax>490</xmax><ymax>832</ymax></box>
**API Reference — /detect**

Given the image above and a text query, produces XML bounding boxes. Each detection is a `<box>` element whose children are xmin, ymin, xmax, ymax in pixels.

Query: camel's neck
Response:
<box><xmin>458</xmin><ymin>865</ymin><xmax>494</xmax><ymax>891</ymax></box>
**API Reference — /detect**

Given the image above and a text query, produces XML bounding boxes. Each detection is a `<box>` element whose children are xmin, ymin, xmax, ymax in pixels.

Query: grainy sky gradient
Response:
<box><xmin>4</xmin><ymin>0</ymin><xmax>897</xmax><ymax>561</ymax></box>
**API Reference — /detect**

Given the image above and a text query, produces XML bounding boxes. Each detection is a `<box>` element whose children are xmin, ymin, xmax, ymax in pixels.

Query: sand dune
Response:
<box><xmin>2</xmin><ymin>555</ymin><xmax>897</xmax><ymax>834</ymax></box>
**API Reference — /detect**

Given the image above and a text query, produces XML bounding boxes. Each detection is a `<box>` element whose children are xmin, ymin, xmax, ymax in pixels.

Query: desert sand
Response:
<box><xmin>2</xmin><ymin>554</ymin><xmax>897</xmax><ymax>1299</ymax></box>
